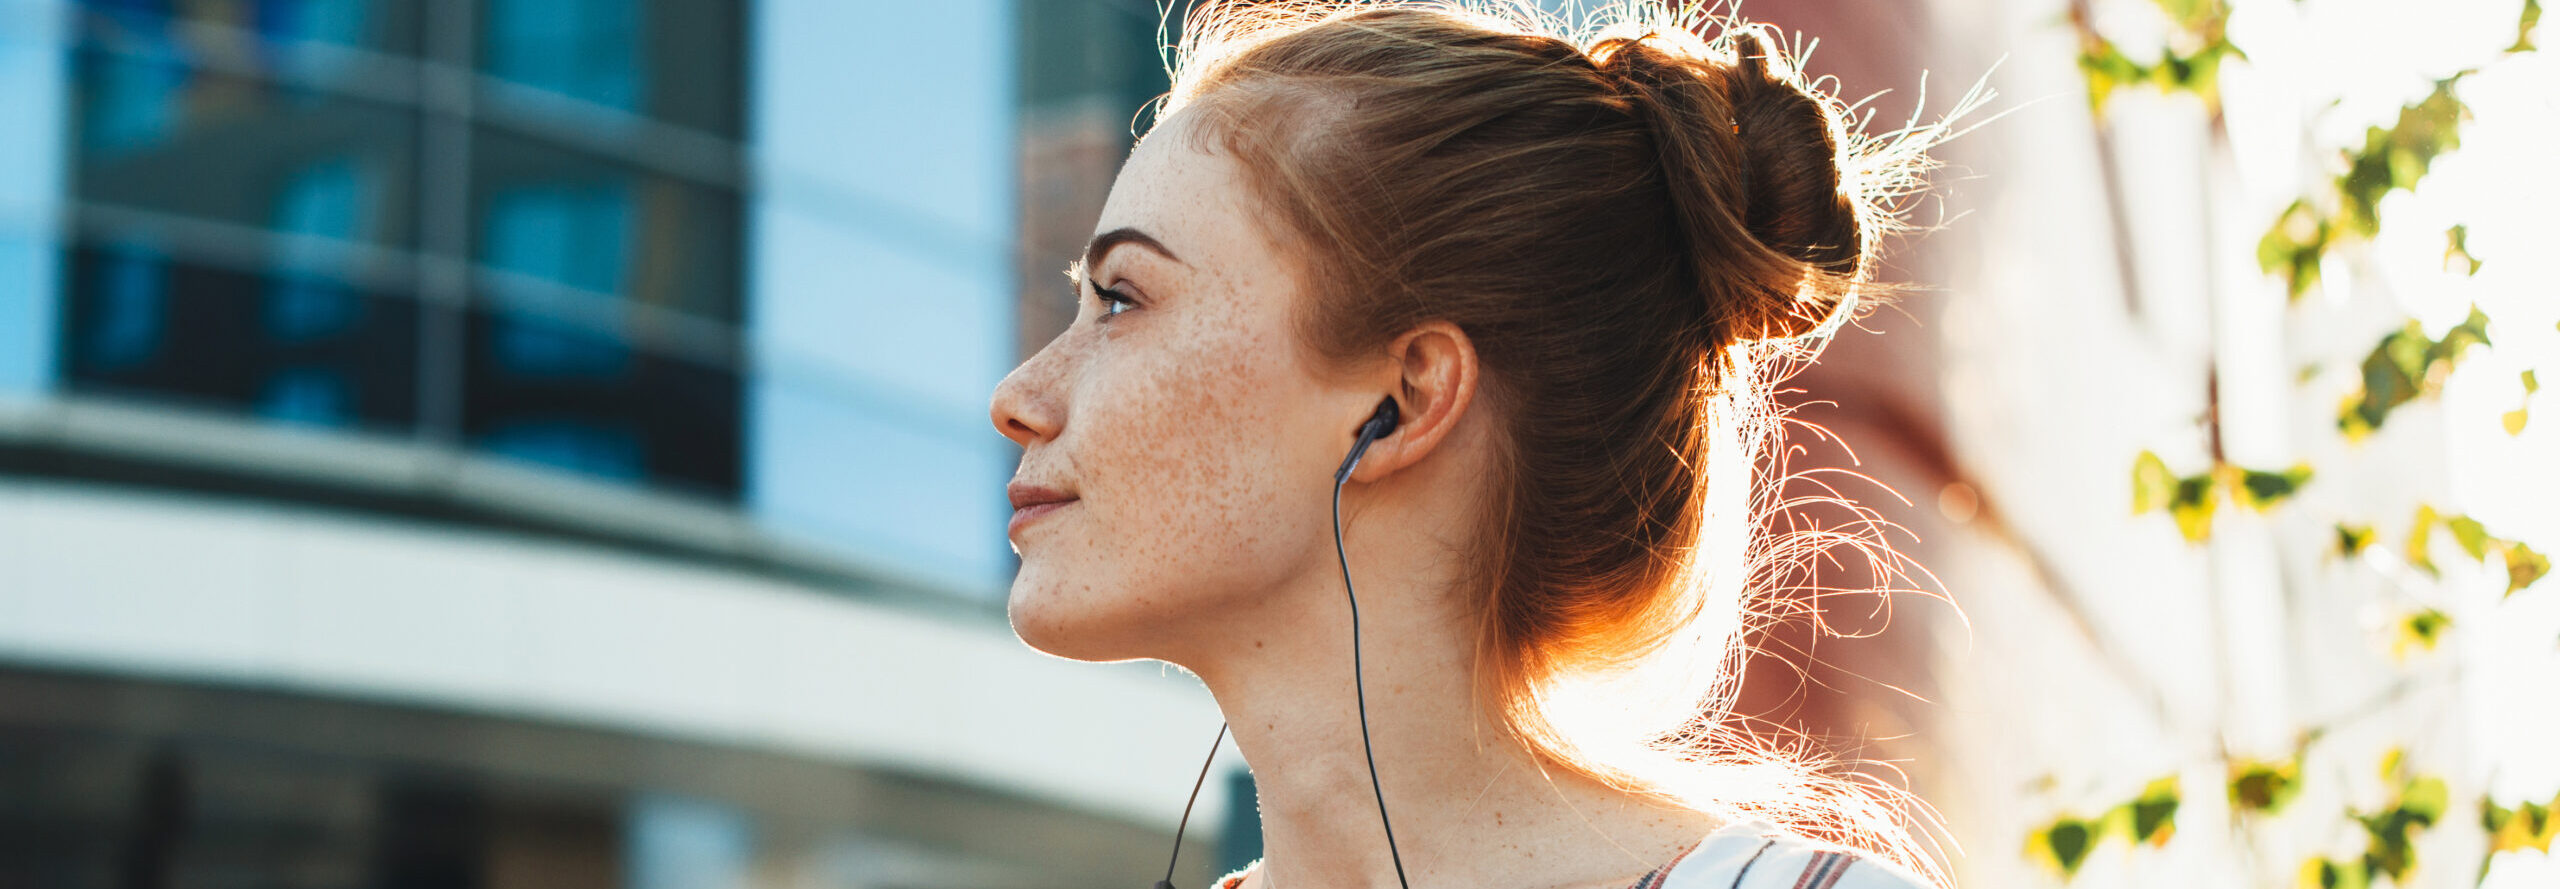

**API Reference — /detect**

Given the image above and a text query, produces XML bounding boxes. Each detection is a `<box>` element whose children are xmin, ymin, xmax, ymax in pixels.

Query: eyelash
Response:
<box><xmin>1087</xmin><ymin>276</ymin><xmax>1135</xmax><ymax>317</ymax></box>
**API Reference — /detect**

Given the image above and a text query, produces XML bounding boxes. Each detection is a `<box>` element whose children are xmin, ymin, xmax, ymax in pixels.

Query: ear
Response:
<box><xmin>1348</xmin><ymin>320</ymin><xmax>1479</xmax><ymax>483</ymax></box>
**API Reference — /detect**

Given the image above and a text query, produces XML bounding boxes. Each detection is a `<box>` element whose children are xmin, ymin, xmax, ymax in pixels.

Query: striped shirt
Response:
<box><xmin>1213</xmin><ymin>818</ymin><xmax>1935</xmax><ymax>889</ymax></box>
<box><xmin>1632</xmin><ymin>818</ymin><xmax>1935</xmax><ymax>889</ymax></box>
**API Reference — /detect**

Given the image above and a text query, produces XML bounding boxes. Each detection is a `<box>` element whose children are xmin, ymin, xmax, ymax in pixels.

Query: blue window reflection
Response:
<box><xmin>271</xmin><ymin>156</ymin><xmax>375</xmax><ymax>242</ymax></box>
<box><xmin>78</xmin><ymin>50</ymin><xmax>181</xmax><ymax>157</ymax></box>
<box><xmin>252</xmin><ymin>0</ymin><xmax>374</xmax><ymax>47</ymax></box>
<box><xmin>484</xmin><ymin>0</ymin><xmax>642</xmax><ymax>110</ymax></box>
<box><xmin>256</xmin><ymin>365</ymin><xmax>352</xmax><ymax>426</ymax></box>
<box><xmin>491</xmin><ymin>315</ymin><xmax>631</xmax><ymax>380</ymax></box>
<box><xmin>73</xmin><ymin>0</ymin><xmax>398</xmax><ymax>51</ymax></box>
<box><xmin>479</xmin><ymin>417</ymin><xmax>645</xmax><ymax>481</ymax></box>
<box><xmin>484</xmin><ymin>181</ymin><xmax>632</xmax><ymax>294</ymax></box>
<box><xmin>64</xmin><ymin>0</ymin><xmax>738</xmax><ymax>496</ymax></box>
<box><xmin>265</xmin><ymin>158</ymin><xmax>376</xmax><ymax>344</ymax></box>
<box><xmin>85</xmin><ymin>247</ymin><xmax>167</xmax><ymax>372</ymax></box>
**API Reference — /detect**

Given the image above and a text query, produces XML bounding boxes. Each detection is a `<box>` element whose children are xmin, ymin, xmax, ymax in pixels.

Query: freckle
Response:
<box><xmin>1254</xmin><ymin>639</ymin><xmax>1265</xmax><ymax>649</ymax></box>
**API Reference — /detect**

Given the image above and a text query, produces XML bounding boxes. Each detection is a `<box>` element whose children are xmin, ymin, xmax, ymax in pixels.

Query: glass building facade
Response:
<box><xmin>0</xmin><ymin>0</ymin><xmax>1243</xmax><ymax>887</ymax></box>
<box><xmin>0</xmin><ymin>0</ymin><xmax>1067</xmax><ymax>592</ymax></box>
<box><xmin>59</xmin><ymin>0</ymin><xmax>746</xmax><ymax>495</ymax></box>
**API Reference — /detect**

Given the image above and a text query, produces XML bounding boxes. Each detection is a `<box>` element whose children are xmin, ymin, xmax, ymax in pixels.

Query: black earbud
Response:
<box><xmin>1156</xmin><ymin>395</ymin><xmax>1412</xmax><ymax>889</ymax></box>
<box><xmin>1333</xmin><ymin>398</ymin><xmax>1402</xmax><ymax>485</ymax></box>
<box><xmin>1363</xmin><ymin>397</ymin><xmax>1401</xmax><ymax>439</ymax></box>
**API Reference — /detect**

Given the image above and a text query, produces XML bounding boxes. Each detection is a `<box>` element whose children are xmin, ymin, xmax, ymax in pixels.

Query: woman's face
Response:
<box><xmin>990</xmin><ymin>113</ymin><xmax>1357</xmax><ymax>662</ymax></box>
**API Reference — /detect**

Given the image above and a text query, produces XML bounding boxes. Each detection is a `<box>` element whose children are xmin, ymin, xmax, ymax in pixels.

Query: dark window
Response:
<box><xmin>476</xmin><ymin>0</ymin><xmax>743</xmax><ymax>137</ymax></box>
<box><xmin>63</xmin><ymin>243</ymin><xmax>421</xmax><ymax>431</ymax></box>
<box><xmin>61</xmin><ymin>0</ymin><xmax>745</xmax><ymax>497</ymax></box>
<box><xmin>462</xmin><ymin>307</ymin><xmax>740</xmax><ymax>495</ymax></box>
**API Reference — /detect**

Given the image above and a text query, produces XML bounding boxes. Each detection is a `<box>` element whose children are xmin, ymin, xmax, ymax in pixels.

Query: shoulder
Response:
<box><xmin>1650</xmin><ymin>820</ymin><xmax>1940</xmax><ymax>889</ymax></box>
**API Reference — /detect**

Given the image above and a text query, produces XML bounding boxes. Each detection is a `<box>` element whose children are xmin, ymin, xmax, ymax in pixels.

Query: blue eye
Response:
<box><xmin>1089</xmin><ymin>278</ymin><xmax>1136</xmax><ymax>318</ymax></box>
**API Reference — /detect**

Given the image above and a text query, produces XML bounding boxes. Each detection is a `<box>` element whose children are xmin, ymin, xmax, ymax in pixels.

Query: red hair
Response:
<box><xmin>1158</xmin><ymin>2</ymin><xmax>1985</xmax><ymax>885</ymax></box>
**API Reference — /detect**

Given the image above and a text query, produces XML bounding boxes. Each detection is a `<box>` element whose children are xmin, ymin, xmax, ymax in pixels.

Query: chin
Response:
<box><xmin>1005</xmin><ymin>564</ymin><xmax>1158</xmax><ymax>663</ymax></box>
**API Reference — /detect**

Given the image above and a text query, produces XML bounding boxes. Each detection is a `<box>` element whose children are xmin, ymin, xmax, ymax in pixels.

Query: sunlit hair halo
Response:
<box><xmin>1145</xmin><ymin>2</ymin><xmax>1989</xmax><ymax>886</ymax></box>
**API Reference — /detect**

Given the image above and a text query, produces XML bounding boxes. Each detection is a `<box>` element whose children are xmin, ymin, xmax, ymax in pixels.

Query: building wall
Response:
<box><xmin>747</xmin><ymin>0</ymin><xmax>1019</xmax><ymax>595</ymax></box>
<box><xmin>0</xmin><ymin>0</ymin><xmax>64</xmax><ymax>401</ymax></box>
<box><xmin>0</xmin><ymin>1</ymin><xmax>1238</xmax><ymax>886</ymax></box>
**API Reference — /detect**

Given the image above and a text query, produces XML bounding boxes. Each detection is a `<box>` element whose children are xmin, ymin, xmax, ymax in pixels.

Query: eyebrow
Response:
<box><xmin>1082</xmin><ymin>227</ymin><xmax>1184</xmax><ymax>276</ymax></box>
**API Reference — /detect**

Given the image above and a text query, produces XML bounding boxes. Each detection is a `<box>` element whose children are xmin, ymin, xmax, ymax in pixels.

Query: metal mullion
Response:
<box><xmin>69</xmin><ymin>202</ymin><xmax>420</xmax><ymax>295</ymax></box>
<box><xmin>413</xmin><ymin>0</ymin><xmax>474</xmax><ymax>450</ymax></box>
<box><xmin>469</xmin><ymin>79</ymin><xmax>747</xmax><ymax>189</ymax></box>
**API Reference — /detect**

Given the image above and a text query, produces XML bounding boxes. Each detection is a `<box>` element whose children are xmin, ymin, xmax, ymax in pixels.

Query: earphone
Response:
<box><xmin>1155</xmin><ymin>397</ymin><xmax>1409</xmax><ymax>889</ymax></box>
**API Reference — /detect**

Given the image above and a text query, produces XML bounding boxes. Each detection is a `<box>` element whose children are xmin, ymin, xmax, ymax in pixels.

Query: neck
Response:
<box><xmin>1175</xmin><ymin>482</ymin><xmax>1724</xmax><ymax>889</ymax></box>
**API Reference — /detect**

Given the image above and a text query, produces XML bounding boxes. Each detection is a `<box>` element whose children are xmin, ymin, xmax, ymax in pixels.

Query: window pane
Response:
<box><xmin>71</xmin><ymin>0</ymin><xmax>421</xmax><ymax>56</ymax></box>
<box><xmin>461</xmin><ymin>307</ymin><xmax>739</xmax><ymax>496</ymax></box>
<box><xmin>476</xmin><ymin>0</ymin><xmax>740</xmax><ymax>136</ymax></box>
<box><xmin>73</xmin><ymin>48</ymin><xmax>419</xmax><ymax>251</ymax></box>
<box><xmin>470</xmin><ymin>128</ymin><xmax>739</xmax><ymax>322</ymax></box>
<box><xmin>62</xmin><ymin>243</ymin><xmax>421</xmax><ymax>432</ymax></box>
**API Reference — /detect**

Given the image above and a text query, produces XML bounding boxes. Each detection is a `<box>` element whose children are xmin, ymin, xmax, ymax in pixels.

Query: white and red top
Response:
<box><xmin>1214</xmin><ymin>818</ymin><xmax>1939</xmax><ymax>889</ymax></box>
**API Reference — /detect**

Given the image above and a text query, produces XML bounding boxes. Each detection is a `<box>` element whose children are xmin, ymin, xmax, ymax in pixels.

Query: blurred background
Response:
<box><xmin>0</xmin><ymin>1</ymin><xmax>2550</xmax><ymax>888</ymax></box>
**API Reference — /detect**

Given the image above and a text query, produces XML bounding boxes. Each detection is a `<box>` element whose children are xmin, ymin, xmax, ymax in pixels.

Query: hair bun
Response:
<box><xmin>1591</xmin><ymin>24</ymin><xmax>1870</xmax><ymax>346</ymax></box>
<box><xmin>1716</xmin><ymin>26</ymin><xmax>1867</xmax><ymax>341</ymax></box>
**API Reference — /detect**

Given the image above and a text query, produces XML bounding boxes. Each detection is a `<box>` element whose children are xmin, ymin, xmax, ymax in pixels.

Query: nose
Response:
<box><xmin>991</xmin><ymin>340</ymin><xmax>1065</xmax><ymax>448</ymax></box>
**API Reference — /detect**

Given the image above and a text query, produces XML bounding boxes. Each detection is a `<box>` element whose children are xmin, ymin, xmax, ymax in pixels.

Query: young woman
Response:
<box><xmin>991</xmin><ymin>3</ymin><xmax>1962</xmax><ymax>888</ymax></box>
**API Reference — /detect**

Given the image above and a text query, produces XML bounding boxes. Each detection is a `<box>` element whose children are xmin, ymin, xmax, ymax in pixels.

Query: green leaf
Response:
<box><xmin>2092</xmin><ymin>803</ymin><xmax>2135</xmax><ymax>843</ymax></box>
<box><xmin>2337</xmin><ymin>523</ymin><xmax>2376</xmax><ymax>557</ymax></box>
<box><xmin>2504</xmin><ymin>542</ymin><xmax>2551</xmax><ymax>598</ymax></box>
<box><xmin>2170</xmin><ymin>474</ymin><xmax>2218</xmax><ymax>542</ymax></box>
<box><xmin>2298</xmin><ymin>857</ymin><xmax>2371</xmax><ymax>889</ymax></box>
<box><xmin>2393</xmin><ymin>608</ymin><xmax>2450</xmax><ymax>658</ymax></box>
<box><xmin>2356</xmin><ymin>772</ymin><xmax>2453</xmax><ymax>882</ymax></box>
<box><xmin>2403</xmin><ymin>776</ymin><xmax>2450</xmax><ymax>825</ymax></box>
<box><xmin>2509</xmin><ymin>370</ymin><xmax>2538</xmax><ymax>435</ymax></box>
<box><xmin>2515</xmin><ymin>0</ymin><xmax>2544</xmax><ymax>53</ymax></box>
<box><xmin>2335</xmin><ymin>78</ymin><xmax>2468</xmax><ymax>238</ymax></box>
<box><xmin>2077</xmin><ymin>39</ymin><xmax>2147</xmax><ymax>114</ymax></box>
<box><xmin>2342</xmin><ymin>324</ymin><xmax>2428</xmax><ymax>438</ymax></box>
<box><xmin>2340</xmin><ymin>391</ymin><xmax>2379</xmax><ymax>441</ymax></box>
<box><xmin>2408</xmin><ymin>504</ymin><xmax>2441</xmax><ymax>577</ymax></box>
<box><xmin>2234</xmin><ymin>463</ymin><xmax>2314</xmax><ymax>511</ymax></box>
<box><xmin>2444</xmin><ymin>225</ymin><xmax>2483</xmax><ymax>275</ymax></box>
<box><xmin>2152</xmin><ymin>0</ymin><xmax>2205</xmax><ymax>28</ymax></box>
<box><xmin>2431</xmin><ymin>305</ymin><xmax>2494</xmax><ymax>366</ymax></box>
<box><xmin>2127</xmin><ymin>776</ymin><xmax>2180</xmax><ymax>846</ymax></box>
<box><xmin>2133</xmin><ymin>451</ymin><xmax>2176</xmax><ymax>514</ymax></box>
<box><xmin>2361</xmin><ymin>816</ymin><xmax>2416</xmax><ymax>881</ymax></box>
<box><xmin>2230</xmin><ymin>758</ymin><xmax>2301</xmax><ymax>816</ymax></box>
<box><xmin>2445</xmin><ymin>514</ymin><xmax>2491</xmax><ymax>559</ymax></box>
<box><xmin>2185</xmin><ymin>39</ymin><xmax>2238</xmax><ymax>109</ymax></box>
<box><xmin>2029</xmin><ymin>816</ymin><xmax>2098</xmax><ymax>878</ymax></box>
<box><xmin>2340</xmin><ymin>307</ymin><xmax>2496</xmax><ymax>438</ymax></box>
<box><xmin>2259</xmin><ymin>199</ymin><xmax>2330</xmax><ymax>302</ymax></box>
<box><xmin>2486</xmin><ymin>795</ymin><xmax>2558</xmax><ymax>854</ymax></box>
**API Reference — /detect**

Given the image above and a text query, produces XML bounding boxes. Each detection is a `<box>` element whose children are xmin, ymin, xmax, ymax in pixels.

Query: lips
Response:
<box><xmin>1007</xmin><ymin>482</ymin><xmax>1078</xmax><ymax>536</ymax></box>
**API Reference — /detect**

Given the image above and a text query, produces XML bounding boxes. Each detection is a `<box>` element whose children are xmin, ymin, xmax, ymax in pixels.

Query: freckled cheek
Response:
<box><xmin>1082</xmin><ymin>336</ymin><xmax>1296</xmax><ymax>579</ymax></box>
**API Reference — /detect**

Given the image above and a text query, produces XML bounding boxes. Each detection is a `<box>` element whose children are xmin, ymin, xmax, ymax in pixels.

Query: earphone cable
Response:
<box><xmin>1335</xmin><ymin>454</ymin><xmax>1414</xmax><ymax>889</ymax></box>
<box><xmin>1156</xmin><ymin>721</ymin><xmax>1229</xmax><ymax>889</ymax></box>
<box><xmin>1155</xmin><ymin>404</ymin><xmax>1404</xmax><ymax>889</ymax></box>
